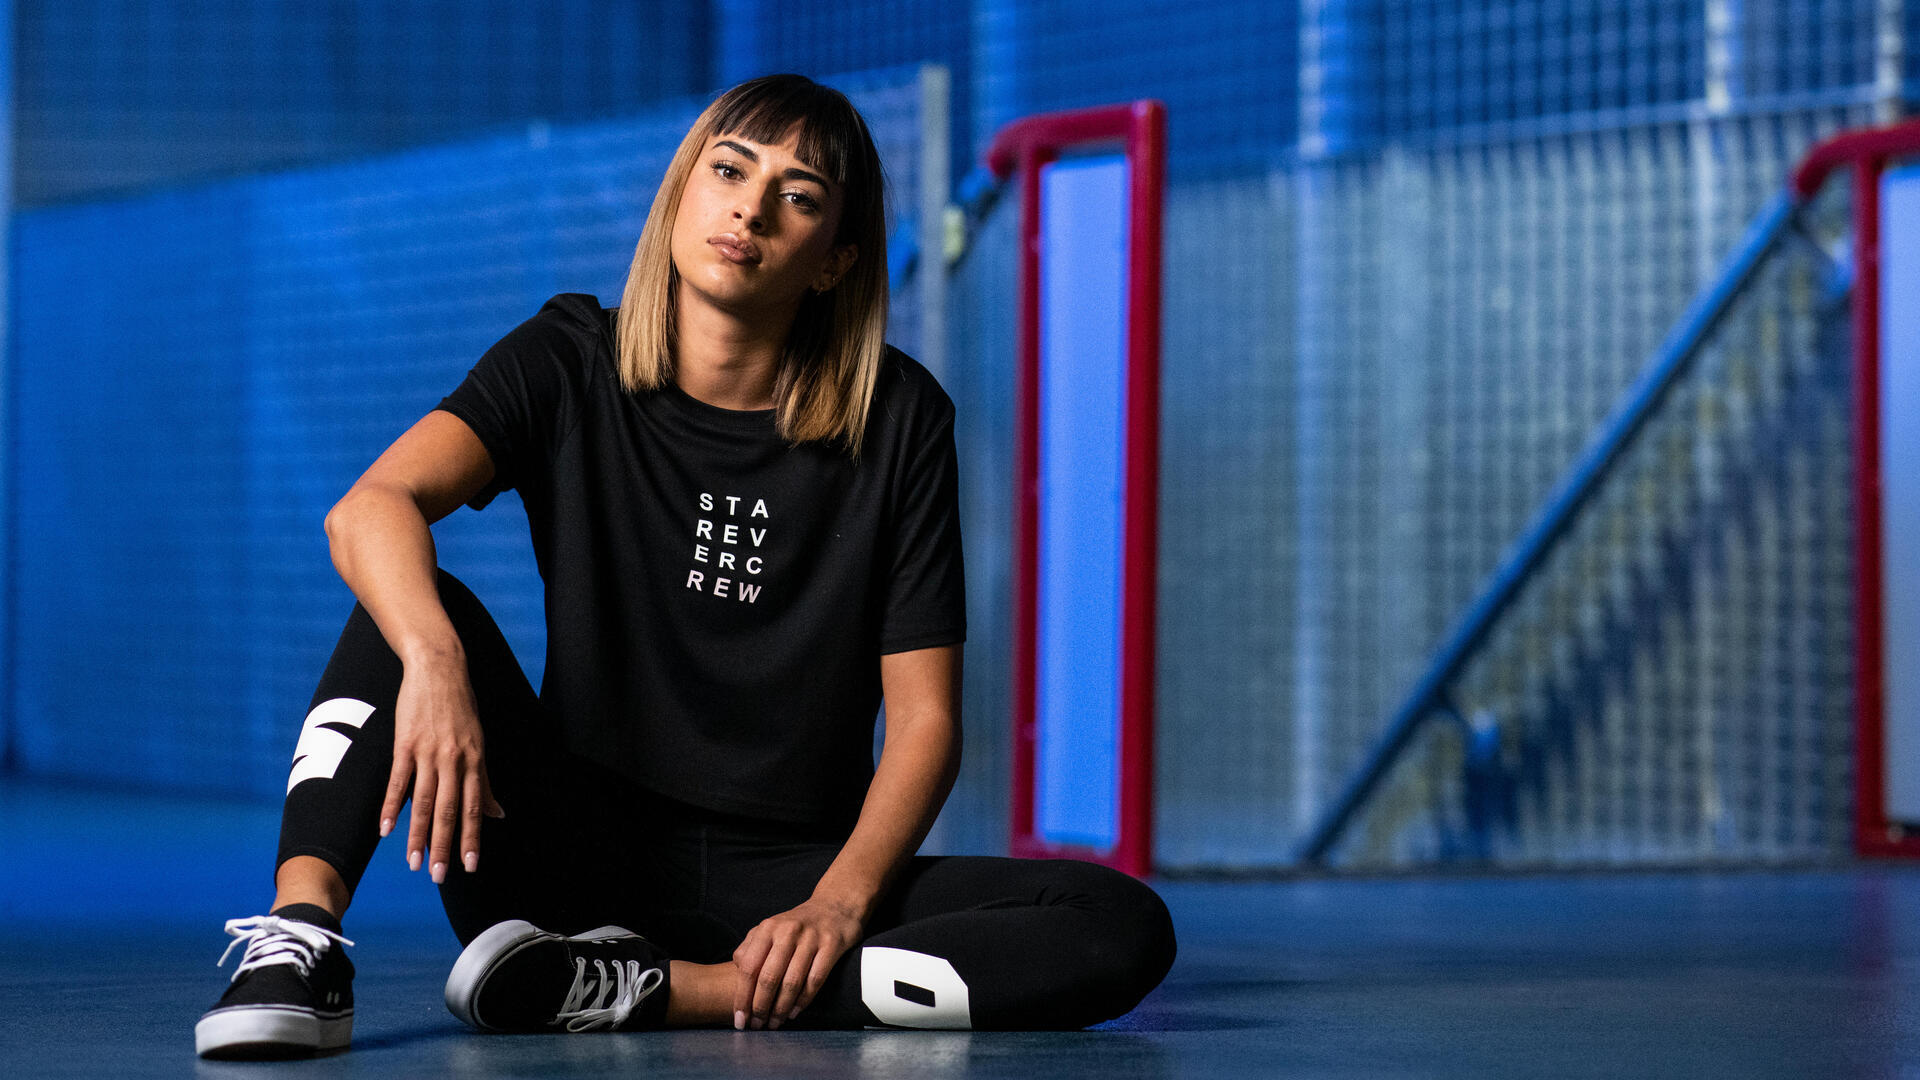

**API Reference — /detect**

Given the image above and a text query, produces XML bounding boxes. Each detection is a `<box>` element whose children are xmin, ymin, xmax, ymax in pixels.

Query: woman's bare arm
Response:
<box><xmin>812</xmin><ymin>644</ymin><xmax>963</xmax><ymax>918</ymax></box>
<box><xmin>323</xmin><ymin>408</ymin><xmax>500</xmax><ymax>882</ymax></box>
<box><xmin>731</xmin><ymin>644</ymin><xmax>963</xmax><ymax>1029</ymax></box>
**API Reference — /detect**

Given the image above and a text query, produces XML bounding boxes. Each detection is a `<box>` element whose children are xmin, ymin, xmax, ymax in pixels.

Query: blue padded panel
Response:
<box><xmin>10</xmin><ymin>77</ymin><xmax>921</xmax><ymax>798</ymax></box>
<box><xmin>13</xmin><ymin>0</ymin><xmax>708</xmax><ymax>206</ymax></box>
<box><xmin>1035</xmin><ymin>153</ymin><xmax>1130</xmax><ymax>851</ymax></box>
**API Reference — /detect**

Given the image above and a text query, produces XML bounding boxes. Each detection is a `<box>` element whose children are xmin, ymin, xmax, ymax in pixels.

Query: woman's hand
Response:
<box><xmin>732</xmin><ymin>895</ymin><xmax>865</xmax><ymax>1029</ymax></box>
<box><xmin>378</xmin><ymin>650</ymin><xmax>503</xmax><ymax>883</ymax></box>
<box><xmin>725</xmin><ymin>646</ymin><xmax>961</xmax><ymax>1031</ymax></box>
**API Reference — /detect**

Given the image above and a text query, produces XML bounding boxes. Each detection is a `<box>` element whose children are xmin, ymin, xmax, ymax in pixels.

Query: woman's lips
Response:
<box><xmin>710</xmin><ymin>235</ymin><xmax>761</xmax><ymax>264</ymax></box>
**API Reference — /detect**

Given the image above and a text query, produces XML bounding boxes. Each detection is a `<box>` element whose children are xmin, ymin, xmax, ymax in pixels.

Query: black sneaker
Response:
<box><xmin>444</xmin><ymin>920</ymin><xmax>670</xmax><ymax>1032</ymax></box>
<box><xmin>194</xmin><ymin>915</ymin><xmax>356</xmax><ymax>1058</ymax></box>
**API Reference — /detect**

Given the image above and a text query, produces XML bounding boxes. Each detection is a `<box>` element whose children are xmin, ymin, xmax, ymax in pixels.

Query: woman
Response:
<box><xmin>194</xmin><ymin>73</ymin><xmax>1175</xmax><ymax>1059</ymax></box>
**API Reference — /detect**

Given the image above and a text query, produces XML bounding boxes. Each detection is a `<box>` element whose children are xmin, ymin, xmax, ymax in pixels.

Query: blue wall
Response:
<box><xmin>13</xmin><ymin>0</ymin><xmax>710</xmax><ymax>205</ymax></box>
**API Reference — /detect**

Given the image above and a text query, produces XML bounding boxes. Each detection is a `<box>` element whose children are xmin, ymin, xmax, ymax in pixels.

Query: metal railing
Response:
<box><xmin>1299</xmin><ymin>118</ymin><xmax>1920</xmax><ymax>866</ymax></box>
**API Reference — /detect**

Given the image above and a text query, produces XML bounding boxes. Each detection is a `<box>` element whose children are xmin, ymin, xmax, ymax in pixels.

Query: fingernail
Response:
<box><xmin>489</xmin><ymin>803</ymin><xmax>507</xmax><ymax>819</ymax></box>
<box><xmin>380</xmin><ymin>817</ymin><xmax>392</xmax><ymax>837</ymax></box>
<box><xmin>463</xmin><ymin>851</ymin><xmax>477</xmax><ymax>874</ymax></box>
<box><xmin>408</xmin><ymin>850</ymin><xmax>421</xmax><ymax>872</ymax></box>
<box><xmin>769</xmin><ymin>1018</ymin><xmax>782</xmax><ymax>1030</ymax></box>
<box><xmin>733</xmin><ymin>1011</ymin><xmax>746</xmax><ymax>1030</ymax></box>
<box><xmin>751</xmin><ymin>1016</ymin><xmax>763</xmax><ymax>1030</ymax></box>
<box><xmin>431</xmin><ymin>861</ymin><xmax>446</xmax><ymax>884</ymax></box>
<box><xmin>789</xmin><ymin>1007</ymin><xmax>801</xmax><ymax>1020</ymax></box>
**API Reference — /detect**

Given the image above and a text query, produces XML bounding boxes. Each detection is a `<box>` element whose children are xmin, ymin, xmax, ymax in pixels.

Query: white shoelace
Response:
<box><xmin>552</xmin><ymin>957</ymin><xmax>666</xmax><ymax>1032</ymax></box>
<box><xmin>216</xmin><ymin>915</ymin><xmax>355</xmax><ymax>981</ymax></box>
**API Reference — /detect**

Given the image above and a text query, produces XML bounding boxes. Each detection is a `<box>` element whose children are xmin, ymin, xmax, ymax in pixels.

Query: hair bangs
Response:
<box><xmin>707</xmin><ymin>76</ymin><xmax>864</xmax><ymax>193</ymax></box>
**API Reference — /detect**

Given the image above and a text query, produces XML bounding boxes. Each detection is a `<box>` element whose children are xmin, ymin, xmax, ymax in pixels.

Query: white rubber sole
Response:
<box><xmin>194</xmin><ymin>1003</ymin><xmax>351</xmax><ymax>1058</ymax></box>
<box><xmin>444</xmin><ymin>920</ymin><xmax>634</xmax><ymax>1031</ymax></box>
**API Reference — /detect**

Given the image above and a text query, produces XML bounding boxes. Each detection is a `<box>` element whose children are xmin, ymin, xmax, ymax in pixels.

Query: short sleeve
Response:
<box><xmin>434</xmin><ymin>297</ymin><xmax>593</xmax><ymax>509</ymax></box>
<box><xmin>877</xmin><ymin>411</ymin><xmax>967</xmax><ymax>654</ymax></box>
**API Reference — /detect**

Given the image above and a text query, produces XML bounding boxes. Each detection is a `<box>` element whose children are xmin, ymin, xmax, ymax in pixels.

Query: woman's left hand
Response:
<box><xmin>732</xmin><ymin>895</ymin><xmax>865</xmax><ymax>1030</ymax></box>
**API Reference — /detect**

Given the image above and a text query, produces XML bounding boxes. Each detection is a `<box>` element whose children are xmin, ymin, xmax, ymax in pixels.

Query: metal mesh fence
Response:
<box><xmin>1134</xmin><ymin>107</ymin><xmax>1867</xmax><ymax>868</ymax></box>
<box><xmin>935</xmin><ymin>108</ymin><xmax>1869</xmax><ymax>868</ymax></box>
<box><xmin>1370</xmin><ymin>0</ymin><xmax>1708</xmax><ymax>137</ymax></box>
<box><xmin>966</xmin><ymin>0</ymin><xmax>1297</xmax><ymax>177</ymax></box>
<box><xmin>1737</xmin><ymin>0</ymin><xmax>1883</xmax><ymax>99</ymax></box>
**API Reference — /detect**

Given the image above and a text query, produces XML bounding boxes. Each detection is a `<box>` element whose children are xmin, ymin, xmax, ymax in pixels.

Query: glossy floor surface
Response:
<box><xmin>2</xmin><ymin>778</ymin><xmax>1916</xmax><ymax>1078</ymax></box>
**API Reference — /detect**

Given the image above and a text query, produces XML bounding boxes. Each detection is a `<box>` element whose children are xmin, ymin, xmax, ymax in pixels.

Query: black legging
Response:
<box><xmin>276</xmin><ymin>570</ymin><xmax>1177</xmax><ymax>1030</ymax></box>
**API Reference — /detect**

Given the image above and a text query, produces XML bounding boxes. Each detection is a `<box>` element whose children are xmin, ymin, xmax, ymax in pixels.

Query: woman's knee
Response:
<box><xmin>425</xmin><ymin>570</ymin><xmax>508</xmax><ymax>657</ymax></box>
<box><xmin>1108</xmin><ymin>870</ymin><xmax>1178</xmax><ymax>989</ymax></box>
<box><xmin>1045</xmin><ymin>860</ymin><xmax>1178</xmax><ymax>991</ymax></box>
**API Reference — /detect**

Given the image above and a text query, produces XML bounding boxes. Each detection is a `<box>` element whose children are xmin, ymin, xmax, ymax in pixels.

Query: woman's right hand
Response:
<box><xmin>379</xmin><ymin>650</ymin><xmax>504</xmax><ymax>883</ymax></box>
<box><xmin>328</xmin><ymin>408</ymin><xmax>505</xmax><ymax>884</ymax></box>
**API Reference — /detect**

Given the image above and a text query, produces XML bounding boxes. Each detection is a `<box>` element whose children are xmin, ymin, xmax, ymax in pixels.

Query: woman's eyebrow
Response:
<box><xmin>712</xmin><ymin>139</ymin><xmax>833</xmax><ymax>190</ymax></box>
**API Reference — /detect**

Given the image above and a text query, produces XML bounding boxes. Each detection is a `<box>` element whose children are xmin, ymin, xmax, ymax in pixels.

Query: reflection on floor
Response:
<box><xmin>3</xmin><ymin>777</ymin><xmax>1916</xmax><ymax>1078</ymax></box>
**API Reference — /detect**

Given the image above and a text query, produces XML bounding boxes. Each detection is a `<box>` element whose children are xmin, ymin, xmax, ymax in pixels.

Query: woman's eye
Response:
<box><xmin>786</xmin><ymin>191</ymin><xmax>820</xmax><ymax>211</ymax></box>
<box><xmin>712</xmin><ymin>161</ymin><xmax>741</xmax><ymax>179</ymax></box>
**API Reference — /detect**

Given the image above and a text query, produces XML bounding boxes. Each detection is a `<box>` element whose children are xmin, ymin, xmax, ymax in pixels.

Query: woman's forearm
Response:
<box><xmin>729</xmin><ymin>692</ymin><xmax>958</xmax><ymax>1032</ymax></box>
<box><xmin>811</xmin><ymin>703</ymin><xmax>961</xmax><ymax>922</ymax></box>
<box><xmin>324</xmin><ymin>484</ymin><xmax>463</xmax><ymax>668</ymax></box>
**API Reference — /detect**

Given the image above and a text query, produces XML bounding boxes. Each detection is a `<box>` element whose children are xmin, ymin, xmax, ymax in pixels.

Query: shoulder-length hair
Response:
<box><xmin>615</xmin><ymin>73</ymin><xmax>889</xmax><ymax>457</ymax></box>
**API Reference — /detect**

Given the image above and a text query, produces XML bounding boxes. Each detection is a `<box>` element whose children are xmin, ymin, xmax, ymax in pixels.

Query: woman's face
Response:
<box><xmin>670</xmin><ymin>124</ymin><xmax>858</xmax><ymax>323</ymax></box>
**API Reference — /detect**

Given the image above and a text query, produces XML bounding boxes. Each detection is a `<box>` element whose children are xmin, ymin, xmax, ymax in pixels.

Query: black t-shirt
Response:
<box><xmin>435</xmin><ymin>293</ymin><xmax>966</xmax><ymax>828</ymax></box>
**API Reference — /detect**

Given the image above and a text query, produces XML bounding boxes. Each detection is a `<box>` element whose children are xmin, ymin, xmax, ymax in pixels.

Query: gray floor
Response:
<box><xmin>3</xmin><ymin>779</ymin><xmax>1918</xmax><ymax>1078</ymax></box>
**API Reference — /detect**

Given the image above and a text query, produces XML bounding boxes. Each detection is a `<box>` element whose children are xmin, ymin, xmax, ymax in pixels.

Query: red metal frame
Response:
<box><xmin>1793</xmin><ymin>118</ymin><xmax>1920</xmax><ymax>857</ymax></box>
<box><xmin>986</xmin><ymin>101</ymin><xmax>1166</xmax><ymax>878</ymax></box>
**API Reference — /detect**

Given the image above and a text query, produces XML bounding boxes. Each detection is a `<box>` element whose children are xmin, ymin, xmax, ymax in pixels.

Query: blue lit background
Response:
<box><xmin>1</xmin><ymin>0</ymin><xmax>1899</xmax><ymax>870</ymax></box>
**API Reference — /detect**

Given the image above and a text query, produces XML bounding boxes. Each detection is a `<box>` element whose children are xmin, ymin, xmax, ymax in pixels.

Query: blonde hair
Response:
<box><xmin>615</xmin><ymin>74</ymin><xmax>890</xmax><ymax>457</ymax></box>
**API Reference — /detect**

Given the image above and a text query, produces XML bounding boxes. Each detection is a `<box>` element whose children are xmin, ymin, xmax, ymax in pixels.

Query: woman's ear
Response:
<box><xmin>813</xmin><ymin>244</ymin><xmax>859</xmax><ymax>292</ymax></box>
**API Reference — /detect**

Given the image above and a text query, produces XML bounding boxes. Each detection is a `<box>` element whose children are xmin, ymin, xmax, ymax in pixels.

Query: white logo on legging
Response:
<box><xmin>287</xmin><ymin>698</ymin><xmax>377</xmax><ymax>794</ymax></box>
<box><xmin>859</xmin><ymin>947</ymin><xmax>972</xmax><ymax>1029</ymax></box>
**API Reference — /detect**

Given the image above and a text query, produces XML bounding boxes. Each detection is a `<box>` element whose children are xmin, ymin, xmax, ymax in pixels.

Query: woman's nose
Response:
<box><xmin>732</xmin><ymin>191</ymin><xmax>769</xmax><ymax>230</ymax></box>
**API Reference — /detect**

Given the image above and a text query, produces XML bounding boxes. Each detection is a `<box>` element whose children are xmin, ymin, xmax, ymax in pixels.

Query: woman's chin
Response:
<box><xmin>682</xmin><ymin>278</ymin><xmax>803</xmax><ymax>323</ymax></box>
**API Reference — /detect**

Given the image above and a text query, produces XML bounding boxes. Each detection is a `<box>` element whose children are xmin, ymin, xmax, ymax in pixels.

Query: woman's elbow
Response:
<box><xmin>323</xmin><ymin>487</ymin><xmax>370</xmax><ymax>545</ymax></box>
<box><xmin>322</xmin><ymin>494</ymin><xmax>351</xmax><ymax>545</ymax></box>
<box><xmin>323</xmin><ymin>484</ymin><xmax>395</xmax><ymax>546</ymax></box>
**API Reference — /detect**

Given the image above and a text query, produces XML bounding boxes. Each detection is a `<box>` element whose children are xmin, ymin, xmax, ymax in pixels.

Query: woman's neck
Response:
<box><xmin>673</xmin><ymin>281</ymin><xmax>794</xmax><ymax>411</ymax></box>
